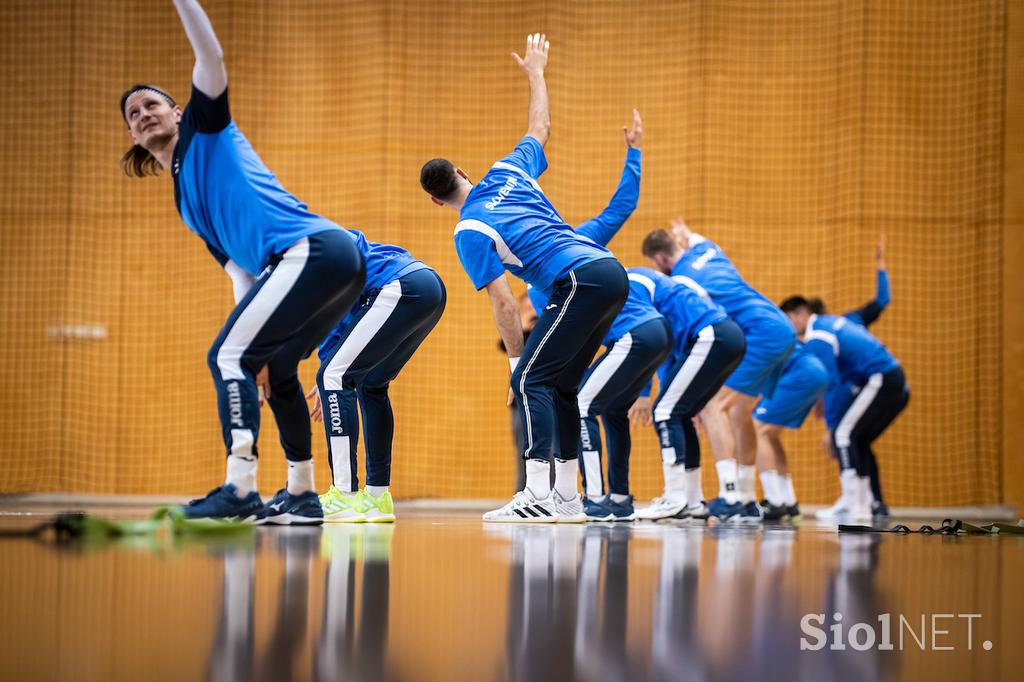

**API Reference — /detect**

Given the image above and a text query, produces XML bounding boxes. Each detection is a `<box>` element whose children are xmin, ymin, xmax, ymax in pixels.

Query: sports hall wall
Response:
<box><xmin>0</xmin><ymin>0</ymin><xmax>1013</xmax><ymax>506</ymax></box>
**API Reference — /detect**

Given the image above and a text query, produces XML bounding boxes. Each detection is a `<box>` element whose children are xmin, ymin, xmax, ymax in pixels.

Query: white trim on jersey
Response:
<box><xmin>491</xmin><ymin>161</ymin><xmax>544</xmax><ymax>193</ymax></box>
<box><xmin>653</xmin><ymin>323</ymin><xmax>715</xmax><ymax>423</ymax></box>
<box><xmin>671</xmin><ymin>274</ymin><xmax>710</xmax><ymax>300</ymax></box>
<box><xmin>577</xmin><ymin>333</ymin><xmax>634</xmax><ymax>417</ymax></box>
<box><xmin>520</xmin><ymin>270</ymin><xmax>578</xmax><ymax>457</ymax></box>
<box><xmin>455</xmin><ymin>219</ymin><xmax>524</xmax><ymax>267</ymax></box>
<box><xmin>834</xmin><ymin>372</ymin><xmax>884</xmax><ymax>449</ymax></box>
<box><xmin>628</xmin><ymin>273</ymin><xmax>656</xmax><ymax>300</ymax></box>
<box><xmin>320</xmin><ymin>279</ymin><xmax>404</xmax><ymax>389</ymax></box>
<box><xmin>216</xmin><ymin>238</ymin><xmax>310</xmax><ymax>381</ymax></box>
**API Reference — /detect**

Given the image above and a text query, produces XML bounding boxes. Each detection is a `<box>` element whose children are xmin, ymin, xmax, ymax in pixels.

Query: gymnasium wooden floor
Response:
<box><xmin>0</xmin><ymin>505</ymin><xmax>1021</xmax><ymax>681</ymax></box>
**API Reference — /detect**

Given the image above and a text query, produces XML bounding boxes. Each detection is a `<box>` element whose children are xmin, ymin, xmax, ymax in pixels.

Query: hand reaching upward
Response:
<box><xmin>876</xmin><ymin>234</ymin><xmax>887</xmax><ymax>269</ymax></box>
<box><xmin>512</xmin><ymin>33</ymin><xmax>549</xmax><ymax>77</ymax></box>
<box><xmin>624</xmin><ymin>109</ymin><xmax>643</xmax><ymax>149</ymax></box>
<box><xmin>670</xmin><ymin>217</ymin><xmax>692</xmax><ymax>247</ymax></box>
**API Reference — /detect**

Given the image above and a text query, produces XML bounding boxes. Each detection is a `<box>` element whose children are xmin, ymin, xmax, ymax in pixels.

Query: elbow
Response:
<box><xmin>529</xmin><ymin>121</ymin><xmax>551</xmax><ymax>146</ymax></box>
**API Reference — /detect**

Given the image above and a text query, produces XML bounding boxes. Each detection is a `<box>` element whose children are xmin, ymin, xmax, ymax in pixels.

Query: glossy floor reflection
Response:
<box><xmin>1</xmin><ymin>510</ymin><xmax>1022</xmax><ymax>681</ymax></box>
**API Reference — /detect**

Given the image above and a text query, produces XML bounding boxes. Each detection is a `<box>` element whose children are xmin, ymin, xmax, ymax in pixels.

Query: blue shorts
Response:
<box><xmin>724</xmin><ymin>319</ymin><xmax>795</xmax><ymax>398</ymax></box>
<box><xmin>754</xmin><ymin>352</ymin><xmax>830</xmax><ymax>428</ymax></box>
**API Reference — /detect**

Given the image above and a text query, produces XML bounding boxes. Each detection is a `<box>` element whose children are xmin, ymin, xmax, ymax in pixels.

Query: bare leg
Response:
<box><xmin>726</xmin><ymin>391</ymin><xmax>759</xmax><ymax>466</ymax></box>
<box><xmin>699</xmin><ymin>388</ymin><xmax>735</xmax><ymax>461</ymax></box>
<box><xmin>755</xmin><ymin>422</ymin><xmax>784</xmax><ymax>474</ymax></box>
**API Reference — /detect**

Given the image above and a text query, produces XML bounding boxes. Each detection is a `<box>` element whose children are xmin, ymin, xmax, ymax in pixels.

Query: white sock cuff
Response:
<box><xmin>287</xmin><ymin>459</ymin><xmax>315</xmax><ymax>495</ymax></box>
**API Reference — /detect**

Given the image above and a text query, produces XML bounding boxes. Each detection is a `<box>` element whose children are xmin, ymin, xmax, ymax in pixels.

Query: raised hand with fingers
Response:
<box><xmin>669</xmin><ymin>217</ymin><xmax>692</xmax><ymax>247</ymax></box>
<box><xmin>876</xmin><ymin>234</ymin><xmax>887</xmax><ymax>269</ymax></box>
<box><xmin>512</xmin><ymin>33</ymin><xmax>550</xmax><ymax>76</ymax></box>
<box><xmin>624</xmin><ymin>109</ymin><xmax>643</xmax><ymax>149</ymax></box>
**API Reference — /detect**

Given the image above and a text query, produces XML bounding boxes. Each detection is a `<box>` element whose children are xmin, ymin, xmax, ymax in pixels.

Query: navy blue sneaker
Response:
<box><xmin>738</xmin><ymin>501</ymin><xmax>763</xmax><ymax>524</ymax></box>
<box><xmin>180</xmin><ymin>484</ymin><xmax>265</xmax><ymax>522</ymax></box>
<box><xmin>584</xmin><ymin>496</ymin><xmax>614</xmax><ymax>521</ymax></box>
<box><xmin>786</xmin><ymin>503</ymin><xmax>802</xmax><ymax>521</ymax></box>
<box><xmin>872</xmin><ymin>501</ymin><xmax>890</xmax><ymax>519</ymax></box>
<box><xmin>707</xmin><ymin>496</ymin><xmax>744</xmax><ymax>523</ymax></box>
<box><xmin>606</xmin><ymin>495</ymin><xmax>636</xmax><ymax>522</ymax></box>
<box><xmin>262</xmin><ymin>488</ymin><xmax>324</xmax><ymax>525</ymax></box>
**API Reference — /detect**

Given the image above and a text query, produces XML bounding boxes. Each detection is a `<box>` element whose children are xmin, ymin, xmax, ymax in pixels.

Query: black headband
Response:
<box><xmin>120</xmin><ymin>84</ymin><xmax>177</xmax><ymax>122</ymax></box>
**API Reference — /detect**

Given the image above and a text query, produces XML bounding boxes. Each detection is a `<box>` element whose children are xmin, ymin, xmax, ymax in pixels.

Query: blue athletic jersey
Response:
<box><xmin>671</xmin><ymin>234</ymin><xmax>791</xmax><ymax>336</ymax></box>
<box><xmin>455</xmin><ymin>136</ymin><xmax>613</xmax><ymax>291</ymax></box>
<box><xmin>348</xmin><ymin>229</ymin><xmax>428</xmax><ymax>293</ymax></box>
<box><xmin>804</xmin><ymin>313</ymin><xmax>899</xmax><ymax>389</ymax></box>
<box><xmin>172</xmin><ymin>86</ymin><xmax>340</xmax><ymax>276</ymax></box>
<box><xmin>627</xmin><ymin>267</ymin><xmax>727</xmax><ymax>354</ymax></box>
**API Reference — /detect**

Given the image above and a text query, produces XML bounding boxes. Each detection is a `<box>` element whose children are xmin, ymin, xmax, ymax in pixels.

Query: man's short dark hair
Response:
<box><xmin>779</xmin><ymin>295</ymin><xmax>811</xmax><ymax>313</ymax></box>
<box><xmin>420</xmin><ymin>158</ymin><xmax>460</xmax><ymax>201</ymax></box>
<box><xmin>807</xmin><ymin>297</ymin><xmax>827</xmax><ymax>315</ymax></box>
<box><xmin>641</xmin><ymin>229</ymin><xmax>679</xmax><ymax>258</ymax></box>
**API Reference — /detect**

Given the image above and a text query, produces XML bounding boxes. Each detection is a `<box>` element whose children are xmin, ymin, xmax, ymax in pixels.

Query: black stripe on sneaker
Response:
<box><xmin>514</xmin><ymin>508</ymin><xmax>529</xmax><ymax>518</ymax></box>
<box><xmin>536</xmin><ymin>505</ymin><xmax>552</xmax><ymax>517</ymax></box>
<box><xmin>524</xmin><ymin>507</ymin><xmax>539</xmax><ymax>517</ymax></box>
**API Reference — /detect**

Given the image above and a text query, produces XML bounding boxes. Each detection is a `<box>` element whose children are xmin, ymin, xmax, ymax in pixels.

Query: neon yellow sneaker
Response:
<box><xmin>358</xmin><ymin>489</ymin><xmax>395</xmax><ymax>523</ymax></box>
<box><xmin>319</xmin><ymin>485</ymin><xmax>366</xmax><ymax>523</ymax></box>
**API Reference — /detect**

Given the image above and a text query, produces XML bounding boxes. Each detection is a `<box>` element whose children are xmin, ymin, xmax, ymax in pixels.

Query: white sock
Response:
<box><xmin>760</xmin><ymin>470</ymin><xmax>782</xmax><ymax>506</ymax></box>
<box><xmin>738</xmin><ymin>464</ymin><xmax>757</xmax><ymax>503</ymax></box>
<box><xmin>526</xmin><ymin>459</ymin><xmax>552</xmax><ymax>498</ymax></box>
<box><xmin>225</xmin><ymin>455</ymin><xmax>257</xmax><ymax>496</ymax></box>
<box><xmin>781</xmin><ymin>475</ymin><xmax>797</xmax><ymax>506</ymax></box>
<box><xmin>685</xmin><ymin>467</ymin><xmax>704</xmax><ymax>506</ymax></box>
<box><xmin>663</xmin><ymin>462</ymin><xmax>687</xmax><ymax>502</ymax></box>
<box><xmin>610</xmin><ymin>493</ymin><xmax>629</xmax><ymax>504</ymax></box>
<box><xmin>857</xmin><ymin>476</ymin><xmax>872</xmax><ymax>508</ymax></box>
<box><xmin>287</xmin><ymin>460</ymin><xmax>315</xmax><ymax>495</ymax></box>
<box><xmin>839</xmin><ymin>469</ymin><xmax>858</xmax><ymax>503</ymax></box>
<box><xmin>716</xmin><ymin>459</ymin><xmax>739</xmax><ymax>503</ymax></box>
<box><xmin>366</xmin><ymin>485</ymin><xmax>388</xmax><ymax>498</ymax></box>
<box><xmin>554</xmin><ymin>458</ymin><xmax>579</xmax><ymax>499</ymax></box>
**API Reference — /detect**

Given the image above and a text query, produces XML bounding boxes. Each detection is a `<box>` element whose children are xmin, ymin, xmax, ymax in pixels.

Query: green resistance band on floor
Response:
<box><xmin>840</xmin><ymin>519</ymin><xmax>1024</xmax><ymax>535</ymax></box>
<box><xmin>0</xmin><ymin>506</ymin><xmax>255</xmax><ymax>543</ymax></box>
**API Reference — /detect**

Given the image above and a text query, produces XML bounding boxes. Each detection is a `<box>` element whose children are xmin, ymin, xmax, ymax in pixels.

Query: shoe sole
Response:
<box><xmin>482</xmin><ymin>516</ymin><xmax>557</xmax><ymax>523</ymax></box>
<box><xmin>259</xmin><ymin>513</ymin><xmax>323</xmax><ymax>526</ymax></box>
<box><xmin>324</xmin><ymin>514</ymin><xmax>367</xmax><ymax>523</ymax></box>
<box><xmin>586</xmin><ymin>514</ymin><xmax>614</xmax><ymax>522</ymax></box>
<box><xmin>557</xmin><ymin>513</ymin><xmax>587</xmax><ymax>524</ymax></box>
<box><xmin>365</xmin><ymin>514</ymin><xmax>396</xmax><ymax>523</ymax></box>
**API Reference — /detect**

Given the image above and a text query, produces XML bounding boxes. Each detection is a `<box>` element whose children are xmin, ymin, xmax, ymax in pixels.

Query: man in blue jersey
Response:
<box><xmin>120</xmin><ymin>0</ymin><xmax>364</xmax><ymax>522</ymax></box>
<box><xmin>780</xmin><ymin>292</ymin><xmax>908</xmax><ymax>522</ymax></box>
<box><xmin>419</xmin><ymin>34</ymin><xmax>629</xmax><ymax>522</ymax></box>
<box><xmin>626</xmin><ymin>268</ymin><xmax>746</xmax><ymax>522</ymax></box>
<box><xmin>752</xmin><ymin>344</ymin><xmax>830</xmax><ymax>521</ymax></box>
<box><xmin>525</xmin><ymin>113</ymin><xmax>672</xmax><ymax>521</ymax></box>
<box><xmin>808</xmin><ymin>236</ymin><xmax>896</xmax><ymax>518</ymax></box>
<box><xmin>642</xmin><ymin>221</ymin><xmax>795</xmax><ymax>522</ymax></box>
<box><xmin>305</xmin><ymin>233</ymin><xmax>445</xmax><ymax>524</ymax></box>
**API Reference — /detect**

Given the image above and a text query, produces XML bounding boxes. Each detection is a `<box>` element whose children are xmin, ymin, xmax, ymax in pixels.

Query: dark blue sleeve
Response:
<box><xmin>455</xmin><ymin>230</ymin><xmax>505</xmax><ymax>290</ymax></box>
<box><xmin>498</xmin><ymin>136</ymin><xmax>548</xmax><ymax>179</ymax></box>
<box><xmin>843</xmin><ymin>269</ymin><xmax>890</xmax><ymax>328</ymax></box>
<box><xmin>206</xmin><ymin>242</ymin><xmax>229</xmax><ymax>267</ymax></box>
<box><xmin>575</xmin><ymin>147</ymin><xmax>641</xmax><ymax>246</ymax></box>
<box><xmin>527</xmin><ymin>286</ymin><xmax>548</xmax><ymax>316</ymax></box>
<box><xmin>183</xmin><ymin>85</ymin><xmax>231</xmax><ymax>134</ymax></box>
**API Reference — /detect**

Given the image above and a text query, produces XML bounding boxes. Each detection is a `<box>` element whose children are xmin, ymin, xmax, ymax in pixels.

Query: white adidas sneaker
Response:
<box><xmin>552</xmin><ymin>490</ymin><xmax>587</xmax><ymax>523</ymax></box>
<box><xmin>483</xmin><ymin>488</ymin><xmax>557</xmax><ymax>523</ymax></box>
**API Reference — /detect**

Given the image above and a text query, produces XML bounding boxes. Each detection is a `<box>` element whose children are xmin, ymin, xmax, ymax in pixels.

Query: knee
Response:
<box><xmin>755</xmin><ymin>421</ymin><xmax>781</xmax><ymax>440</ymax></box>
<box><xmin>727</xmin><ymin>395</ymin><xmax>756</xmax><ymax>421</ymax></box>
<box><xmin>357</xmin><ymin>382</ymin><xmax>389</xmax><ymax>399</ymax></box>
<box><xmin>267</xmin><ymin>360</ymin><xmax>299</xmax><ymax>395</ymax></box>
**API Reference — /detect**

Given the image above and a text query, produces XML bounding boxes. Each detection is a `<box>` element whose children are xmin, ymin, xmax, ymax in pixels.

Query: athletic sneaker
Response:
<box><xmin>320</xmin><ymin>485</ymin><xmax>367</xmax><ymax>523</ymax></box>
<box><xmin>674</xmin><ymin>501</ymin><xmax>710</xmax><ymax>522</ymax></box>
<box><xmin>814</xmin><ymin>496</ymin><xmax>850</xmax><ymax>521</ymax></box>
<box><xmin>872</xmin><ymin>501</ymin><xmax>890</xmax><ymax>518</ymax></box>
<box><xmin>606</xmin><ymin>495</ymin><xmax>636</xmax><ymax>522</ymax></box>
<box><xmin>482</xmin><ymin>488</ymin><xmax>557</xmax><ymax>523</ymax></box>
<box><xmin>786</xmin><ymin>503</ymin><xmax>802</xmax><ymax>521</ymax></box>
<box><xmin>816</xmin><ymin>497</ymin><xmax>871</xmax><ymax>523</ymax></box>
<box><xmin>707</xmin><ymin>496</ymin><xmax>744</xmax><ymax>523</ymax></box>
<box><xmin>359</xmin><ymin>490</ymin><xmax>396</xmax><ymax>523</ymax></box>
<box><xmin>635</xmin><ymin>496</ymin><xmax>688</xmax><ymax>521</ymax></box>
<box><xmin>180</xmin><ymin>484</ymin><xmax>265</xmax><ymax>522</ymax></box>
<box><xmin>262</xmin><ymin>488</ymin><xmax>323</xmax><ymax>525</ymax></box>
<box><xmin>737</xmin><ymin>501</ymin><xmax>764</xmax><ymax>524</ymax></box>
<box><xmin>553</xmin><ymin>490</ymin><xmax>587</xmax><ymax>523</ymax></box>
<box><xmin>584</xmin><ymin>497</ymin><xmax>614</xmax><ymax>522</ymax></box>
<box><xmin>760</xmin><ymin>499</ymin><xmax>789</xmax><ymax>522</ymax></box>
